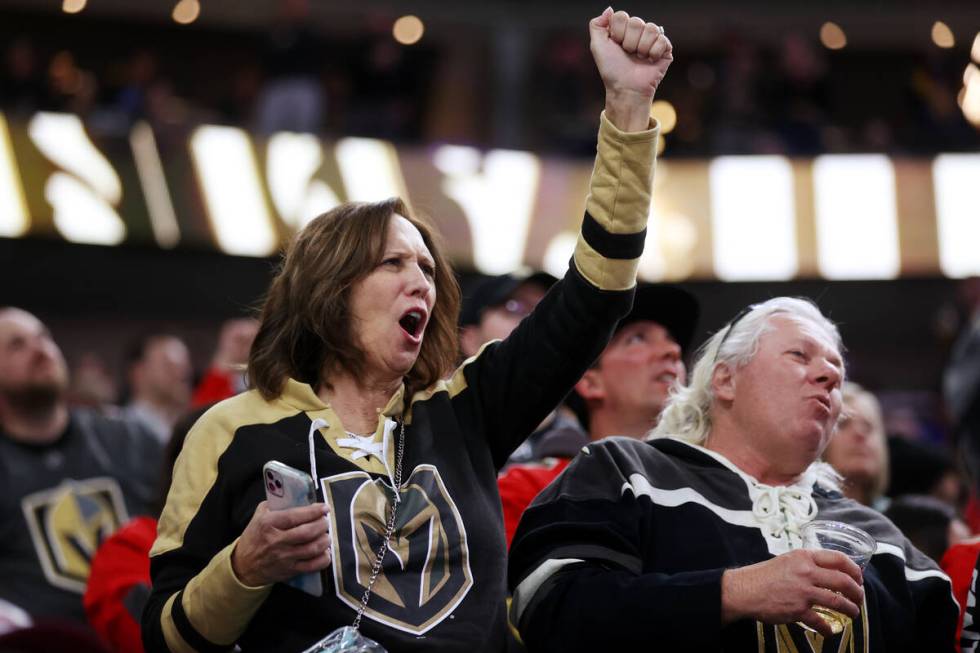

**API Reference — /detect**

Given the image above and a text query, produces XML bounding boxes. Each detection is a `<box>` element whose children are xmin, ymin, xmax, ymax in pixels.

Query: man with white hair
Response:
<box><xmin>508</xmin><ymin>297</ymin><xmax>958</xmax><ymax>652</ymax></box>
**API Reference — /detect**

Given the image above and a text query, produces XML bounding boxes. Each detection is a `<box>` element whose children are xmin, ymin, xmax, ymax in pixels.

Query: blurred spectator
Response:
<box><xmin>44</xmin><ymin>50</ymin><xmax>97</xmax><ymax>117</ymax></box>
<box><xmin>945</xmin><ymin>277</ymin><xmax>980</xmax><ymax>493</ymax></box>
<box><xmin>458</xmin><ymin>272</ymin><xmax>555</xmax><ymax>359</ymax></box>
<box><xmin>822</xmin><ymin>382</ymin><xmax>889</xmax><ymax>508</ymax></box>
<box><xmin>0</xmin><ymin>38</ymin><xmax>45</xmax><ymax>117</ymax></box>
<box><xmin>256</xmin><ymin>0</ymin><xmax>326</xmax><ymax>134</ymax></box>
<box><xmin>122</xmin><ymin>335</ymin><xmax>193</xmax><ymax>445</ymax></box>
<box><xmin>0</xmin><ymin>620</ymin><xmax>110</xmax><ymax>653</ymax></box>
<box><xmin>0</xmin><ymin>307</ymin><xmax>161</xmax><ymax>624</ymax></box>
<box><xmin>191</xmin><ymin>318</ymin><xmax>259</xmax><ymax>407</ymax></box>
<box><xmin>498</xmin><ymin>284</ymin><xmax>698</xmax><ymax>546</ymax></box>
<box><xmin>769</xmin><ymin>33</ymin><xmax>830</xmax><ymax>154</ymax></box>
<box><xmin>887</xmin><ymin>435</ymin><xmax>965</xmax><ymax>508</ymax></box>
<box><xmin>884</xmin><ymin>495</ymin><xmax>970</xmax><ymax>564</ymax></box>
<box><xmin>940</xmin><ymin>536</ymin><xmax>980</xmax><ymax>650</ymax></box>
<box><xmin>458</xmin><ymin>271</ymin><xmax>574</xmax><ymax>467</ymax></box>
<box><xmin>66</xmin><ymin>353</ymin><xmax>118</xmax><ymax>413</ymax></box>
<box><xmin>83</xmin><ymin>405</ymin><xmax>207</xmax><ymax>653</ymax></box>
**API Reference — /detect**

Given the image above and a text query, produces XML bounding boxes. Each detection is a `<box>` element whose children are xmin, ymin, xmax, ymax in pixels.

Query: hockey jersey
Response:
<box><xmin>509</xmin><ymin>436</ymin><xmax>959</xmax><ymax>652</ymax></box>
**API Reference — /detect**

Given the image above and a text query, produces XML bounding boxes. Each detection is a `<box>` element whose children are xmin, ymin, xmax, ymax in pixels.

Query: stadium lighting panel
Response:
<box><xmin>266</xmin><ymin>132</ymin><xmax>340</xmax><ymax>230</ymax></box>
<box><xmin>433</xmin><ymin>145</ymin><xmax>540</xmax><ymax>274</ymax></box>
<box><xmin>0</xmin><ymin>114</ymin><xmax>29</xmax><ymax>238</ymax></box>
<box><xmin>709</xmin><ymin>156</ymin><xmax>797</xmax><ymax>281</ymax></box>
<box><xmin>934</xmin><ymin>154</ymin><xmax>980</xmax><ymax>278</ymax></box>
<box><xmin>813</xmin><ymin>155</ymin><xmax>899</xmax><ymax>280</ymax></box>
<box><xmin>190</xmin><ymin>125</ymin><xmax>277</xmax><ymax>257</ymax></box>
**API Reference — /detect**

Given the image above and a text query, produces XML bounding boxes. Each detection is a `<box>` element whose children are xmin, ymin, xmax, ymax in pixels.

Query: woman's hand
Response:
<box><xmin>589</xmin><ymin>8</ymin><xmax>673</xmax><ymax>132</ymax></box>
<box><xmin>231</xmin><ymin>501</ymin><xmax>332</xmax><ymax>587</ymax></box>
<box><xmin>720</xmin><ymin>549</ymin><xmax>865</xmax><ymax>638</ymax></box>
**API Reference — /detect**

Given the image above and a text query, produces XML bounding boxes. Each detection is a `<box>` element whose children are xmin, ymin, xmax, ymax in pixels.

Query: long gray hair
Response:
<box><xmin>650</xmin><ymin>297</ymin><xmax>845</xmax><ymax>487</ymax></box>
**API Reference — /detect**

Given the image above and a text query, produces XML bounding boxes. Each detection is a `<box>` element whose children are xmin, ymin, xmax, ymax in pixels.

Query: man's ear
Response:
<box><xmin>575</xmin><ymin>369</ymin><xmax>606</xmax><ymax>402</ymax></box>
<box><xmin>711</xmin><ymin>362</ymin><xmax>736</xmax><ymax>402</ymax></box>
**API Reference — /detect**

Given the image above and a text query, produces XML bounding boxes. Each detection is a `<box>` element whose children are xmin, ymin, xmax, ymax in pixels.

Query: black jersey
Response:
<box><xmin>0</xmin><ymin>410</ymin><xmax>160</xmax><ymax>621</ymax></box>
<box><xmin>142</xmin><ymin>112</ymin><xmax>660</xmax><ymax>653</ymax></box>
<box><xmin>509</xmin><ymin>436</ymin><xmax>959</xmax><ymax>652</ymax></box>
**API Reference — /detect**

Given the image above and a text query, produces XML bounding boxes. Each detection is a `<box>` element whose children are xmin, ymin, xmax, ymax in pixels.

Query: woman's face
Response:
<box><xmin>824</xmin><ymin>393</ymin><xmax>887</xmax><ymax>492</ymax></box>
<box><xmin>348</xmin><ymin>214</ymin><xmax>437</xmax><ymax>383</ymax></box>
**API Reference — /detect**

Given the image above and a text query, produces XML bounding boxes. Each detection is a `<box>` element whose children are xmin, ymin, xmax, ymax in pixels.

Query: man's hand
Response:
<box><xmin>590</xmin><ymin>7</ymin><xmax>673</xmax><ymax>131</ymax></box>
<box><xmin>231</xmin><ymin>501</ymin><xmax>332</xmax><ymax>587</ymax></box>
<box><xmin>721</xmin><ymin>549</ymin><xmax>865</xmax><ymax>639</ymax></box>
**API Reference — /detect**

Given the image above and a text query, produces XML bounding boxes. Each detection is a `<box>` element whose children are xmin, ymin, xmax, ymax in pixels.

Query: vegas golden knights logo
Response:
<box><xmin>323</xmin><ymin>464</ymin><xmax>473</xmax><ymax>634</ymax></box>
<box><xmin>21</xmin><ymin>478</ymin><xmax>129</xmax><ymax>593</ymax></box>
<box><xmin>756</xmin><ymin>599</ymin><xmax>869</xmax><ymax>653</ymax></box>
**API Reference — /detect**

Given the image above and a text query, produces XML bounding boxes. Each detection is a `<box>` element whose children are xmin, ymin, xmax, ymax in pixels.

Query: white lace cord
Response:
<box><xmin>331</xmin><ymin>417</ymin><xmax>401</xmax><ymax>504</ymax></box>
<box><xmin>308</xmin><ymin>418</ymin><xmax>329</xmax><ymax>494</ymax></box>
<box><xmin>751</xmin><ymin>484</ymin><xmax>818</xmax><ymax>548</ymax></box>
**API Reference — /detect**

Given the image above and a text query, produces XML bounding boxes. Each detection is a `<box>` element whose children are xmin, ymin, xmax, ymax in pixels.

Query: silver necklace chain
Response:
<box><xmin>350</xmin><ymin>418</ymin><xmax>405</xmax><ymax>631</ymax></box>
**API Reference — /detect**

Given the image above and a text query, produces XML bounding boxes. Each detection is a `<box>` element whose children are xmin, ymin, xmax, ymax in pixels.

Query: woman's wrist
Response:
<box><xmin>604</xmin><ymin>88</ymin><xmax>654</xmax><ymax>132</ymax></box>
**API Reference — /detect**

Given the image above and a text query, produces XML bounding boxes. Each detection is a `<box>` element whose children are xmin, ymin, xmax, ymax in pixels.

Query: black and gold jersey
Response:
<box><xmin>0</xmin><ymin>410</ymin><xmax>160</xmax><ymax>621</ymax></box>
<box><xmin>509</xmin><ymin>436</ymin><xmax>959</xmax><ymax>652</ymax></box>
<box><xmin>142</xmin><ymin>112</ymin><xmax>661</xmax><ymax>653</ymax></box>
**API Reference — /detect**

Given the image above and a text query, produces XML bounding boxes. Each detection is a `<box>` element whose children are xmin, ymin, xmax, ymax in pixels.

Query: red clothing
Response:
<box><xmin>498</xmin><ymin>457</ymin><xmax>571</xmax><ymax>547</ymax></box>
<box><xmin>83</xmin><ymin>517</ymin><xmax>157</xmax><ymax>653</ymax></box>
<box><xmin>941</xmin><ymin>537</ymin><xmax>980</xmax><ymax>653</ymax></box>
<box><xmin>191</xmin><ymin>368</ymin><xmax>237</xmax><ymax>408</ymax></box>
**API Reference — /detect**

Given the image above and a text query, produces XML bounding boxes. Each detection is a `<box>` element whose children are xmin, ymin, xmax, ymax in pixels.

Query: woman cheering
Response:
<box><xmin>143</xmin><ymin>8</ymin><xmax>672</xmax><ymax>652</ymax></box>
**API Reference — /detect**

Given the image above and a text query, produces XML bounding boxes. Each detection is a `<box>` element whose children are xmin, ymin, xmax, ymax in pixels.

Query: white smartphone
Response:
<box><xmin>262</xmin><ymin>460</ymin><xmax>324</xmax><ymax>597</ymax></box>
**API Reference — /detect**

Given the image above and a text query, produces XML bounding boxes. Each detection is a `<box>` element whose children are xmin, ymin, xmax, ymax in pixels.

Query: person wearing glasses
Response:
<box><xmin>509</xmin><ymin>297</ymin><xmax>957</xmax><ymax>652</ymax></box>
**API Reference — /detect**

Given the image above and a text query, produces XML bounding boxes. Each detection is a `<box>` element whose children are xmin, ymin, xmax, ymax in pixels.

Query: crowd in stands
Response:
<box><xmin>1</xmin><ymin>4</ymin><xmax>977</xmax><ymax>156</ymax></box>
<box><xmin>1</xmin><ymin>269</ymin><xmax>978</xmax><ymax>651</ymax></box>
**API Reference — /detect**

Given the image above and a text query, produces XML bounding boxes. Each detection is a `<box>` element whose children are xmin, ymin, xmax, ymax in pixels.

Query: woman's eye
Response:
<box><xmin>383</xmin><ymin>257</ymin><xmax>400</xmax><ymax>267</ymax></box>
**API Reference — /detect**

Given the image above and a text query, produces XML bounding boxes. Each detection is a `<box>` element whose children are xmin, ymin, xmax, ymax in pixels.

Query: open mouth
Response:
<box><xmin>398</xmin><ymin>309</ymin><xmax>426</xmax><ymax>339</ymax></box>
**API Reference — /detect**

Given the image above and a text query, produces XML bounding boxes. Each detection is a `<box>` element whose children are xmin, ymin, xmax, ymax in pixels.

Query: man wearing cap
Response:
<box><xmin>497</xmin><ymin>283</ymin><xmax>698</xmax><ymax>545</ymax></box>
<box><xmin>459</xmin><ymin>271</ymin><xmax>587</xmax><ymax>466</ymax></box>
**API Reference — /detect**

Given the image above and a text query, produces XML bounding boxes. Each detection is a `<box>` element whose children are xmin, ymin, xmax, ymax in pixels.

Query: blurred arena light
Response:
<box><xmin>393</xmin><ymin>15</ymin><xmax>425</xmax><ymax>45</ymax></box>
<box><xmin>972</xmin><ymin>32</ymin><xmax>980</xmax><ymax>63</ymax></box>
<box><xmin>433</xmin><ymin>145</ymin><xmax>539</xmax><ymax>274</ymax></box>
<box><xmin>28</xmin><ymin>112</ymin><xmax>126</xmax><ymax>245</ymax></box>
<box><xmin>172</xmin><ymin>0</ymin><xmax>201</xmax><ymax>25</ymax></box>
<box><xmin>963</xmin><ymin>64</ymin><xmax>980</xmax><ymax>126</ymax></box>
<box><xmin>819</xmin><ymin>22</ymin><xmax>847</xmax><ymax>50</ymax></box>
<box><xmin>710</xmin><ymin>156</ymin><xmax>797</xmax><ymax>280</ymax></box>
<box><xmin>650</xmin><ymin>100</ymin><xmax>677</xmax><ymax>134</ymax></box>
<box><xmin>190</xmin><ymin>125</ymin><xmax>277</xmax><ymax>257</ymax></box>
<box><xmin>0</xmin><ymin>115</ymin><xmax>29</xmax><ymax>238</ymax></box>
<box><xmin>934</xmin><ymin>154</ymin><xmax>980</xmax><ymax>277</ymax></box>
<box><xmin>931</xmin><ymin>22</ymin><xmax>955</xmax><ymax>48</ymax></box>
<box><xmin>62</xmin><ymin>0</ymin><xmax>86</xmax><ymax>14</ymax></box>
<box><xmin>813</xmin><ymin>155</ymin><xmax>899</xmax><ymax>279</ymax></box>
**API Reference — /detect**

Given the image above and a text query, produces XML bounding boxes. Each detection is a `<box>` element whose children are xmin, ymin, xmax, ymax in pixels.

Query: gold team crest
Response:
<box><xmin>756</xmin><ymin>598</ymin><xmax>870</xmax><ymax>653</ymax></box>
<box><xmin>324</xmin><ymin>464</ymin><xmax>474</xmax><ymax>635</ymax></box>
<box><xmin>21</xmin><ymin>477</ymin><xmax>129</xmax><ymax>593</ymax></box>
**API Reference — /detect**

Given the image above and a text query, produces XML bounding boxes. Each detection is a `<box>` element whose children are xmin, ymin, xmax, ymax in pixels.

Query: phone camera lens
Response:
<box><xmin>267</xmin><ymin>482</ymin><xmax>275</xmax><ymax>492</ymax></box>
<box><xmin>274</xmin><ymin>479</ymin><xmax>282</xmax><ymax>489</ymax></box>
<box><xmin>266</xmin><ymin>471</ymin><xmax>273</xmax><ymax>480</ymax></box>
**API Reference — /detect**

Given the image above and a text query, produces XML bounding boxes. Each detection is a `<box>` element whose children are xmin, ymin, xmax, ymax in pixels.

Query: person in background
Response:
<box><xmin>0</xmin><ymin>307</ymin><xmax>161</xmax><ymax>626</ymax></box>
<box><xmin>822</xmin><ymin>382</ymin><xmax>889</xmax><ymax>509</ymax></box>
<box><xmin>498</xmin><ymin>283</ymin><xmax>698</xmax><ymax>545</ymax></box>
<box><xmin>84</xmin><ymin>406</ymin><xmax>208</xmax><ymax>653</ymax></box>
<box><xmin>509</xmin><ymin>297</ymin><xmax>958</xmax><ymax>651</ymax></box>
<box><xmin>883</xmin><ymin>495</ymin><xmax>970</xmax><ymax>564</ymax></box>
<box><xmin>142</xmin><ymin>9</ymin><xmax>672</xmax><ymax>652</ymax></box>
<box><xmin>122</xmin><ymin>334</ymin><xmax>193</xmax><ymax>445</ymax></box>
<box><xmin>458</xmin><ymin>271</ymin><xmax>583</xmax><ymax>466</ymax></box>
<box><xmin>191</xmin><ymin>318</ymin><xmax>260</xmax><ymax>407</ymax></box>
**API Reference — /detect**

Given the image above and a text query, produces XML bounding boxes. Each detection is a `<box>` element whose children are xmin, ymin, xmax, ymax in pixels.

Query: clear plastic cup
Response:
<box><xmin>798</xmin><ymin>520</ymin><xmax>876</xmax><ymax>635</ymax></box>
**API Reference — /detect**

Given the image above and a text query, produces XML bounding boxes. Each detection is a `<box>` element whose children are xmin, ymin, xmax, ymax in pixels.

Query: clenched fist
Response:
<box><xmin>590</xmin><ymin>8</ymin><xmax>673</xmax><ymax>131</ymax></box>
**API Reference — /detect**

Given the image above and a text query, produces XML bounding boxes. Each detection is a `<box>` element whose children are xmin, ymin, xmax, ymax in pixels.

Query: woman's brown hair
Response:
<box><xmin>248</xmin><ymin>198</ymin><xmax>461</xmax><ymax>401</ymax></box>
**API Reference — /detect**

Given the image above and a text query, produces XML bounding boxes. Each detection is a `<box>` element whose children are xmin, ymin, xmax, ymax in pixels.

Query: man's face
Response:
<box><xmin>135</xmin><ymin>337</ymin><xmax>193</xmax><ymax>406</ymax></box>
<box><xmin>588</xmin><ymin>320</ymin><xmax>686</xmax><ymax>428</ymax></box>
<box><xmin>0</xmin><ymin>309</ymin><xmax>69</xmax><ymax>404</ymax></box>
<box><xmin>725</xmin><ymin>315</ymin><xmax>844</xmax><ymax>473</ymax></box>
<box><xmin>474</xmin><ymin>282</ymin><xmax>548</xmax><ymax>346</ymax></box>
